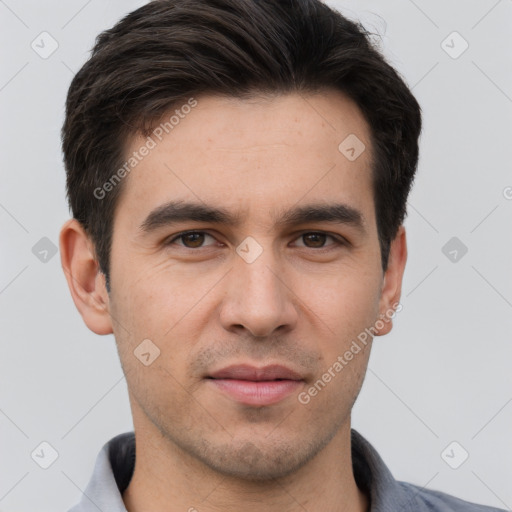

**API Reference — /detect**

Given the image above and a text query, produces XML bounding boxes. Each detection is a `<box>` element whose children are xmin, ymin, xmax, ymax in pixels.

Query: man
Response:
<box><xmin>59</xmin><ymin>1</ymin><xmax>505</xmax><ymax>511</ymax></box>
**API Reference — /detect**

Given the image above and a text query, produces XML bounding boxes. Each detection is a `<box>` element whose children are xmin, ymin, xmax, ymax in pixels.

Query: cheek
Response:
<box><xmin>306</xmin><ymin>267</ymin><xmax>381</xmax><ymax>338</ymax></box>
<box><xmin>111</xmin><ymin>257</ymin><xmax>197</xmax><ymax>329</ymax></box>
<box><xmin>109</xmin><ymin>260</ymin><xmax>218</xmax><ymax>376</ymax></box>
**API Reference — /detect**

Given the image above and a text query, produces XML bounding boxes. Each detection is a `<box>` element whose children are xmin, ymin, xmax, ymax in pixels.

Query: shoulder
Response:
<box><xmin>398</xmin><ymin>481</ymin><xmax>507</xmax><ymax>512</ymax></box>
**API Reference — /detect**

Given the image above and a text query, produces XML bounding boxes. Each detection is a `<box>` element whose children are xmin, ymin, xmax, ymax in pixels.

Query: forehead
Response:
<box><xmin>113</xmin><ymin>90</ymin><xmax>375</xmax><ymax>232</ymax></box>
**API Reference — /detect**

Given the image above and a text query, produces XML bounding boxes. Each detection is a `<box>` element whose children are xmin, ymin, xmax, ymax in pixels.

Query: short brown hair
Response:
<box><xmin>62</xmin><ymin>0</ymin><xmax>422</xmax><ymax>292</ymax></box>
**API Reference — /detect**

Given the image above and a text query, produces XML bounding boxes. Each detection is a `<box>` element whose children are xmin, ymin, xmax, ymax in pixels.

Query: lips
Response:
<box><xmin>206</xmin><ymin>364</ymin><xmax>304</xmax><ymax>406</ymax></box>
<box><xmin>208</xmin><ymin>364</ymin><xmax>303</xmax><ymax>381</ymax></box>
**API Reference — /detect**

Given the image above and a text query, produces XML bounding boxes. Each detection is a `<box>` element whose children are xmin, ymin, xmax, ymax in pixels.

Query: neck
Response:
<box><xmin>122</xmin><ymin>420</ymin><xmax>369</xmax><ymax>512</ymax></box>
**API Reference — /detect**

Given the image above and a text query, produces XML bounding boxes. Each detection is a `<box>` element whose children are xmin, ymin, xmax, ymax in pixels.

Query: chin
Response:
<box><xmin>190</xmin><ymin>432</ymin><xmax>332</xmax><ymax>482</ymax></box>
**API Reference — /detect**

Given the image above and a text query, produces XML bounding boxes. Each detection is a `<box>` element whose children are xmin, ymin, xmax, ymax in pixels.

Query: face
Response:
<box><xmin>99</xmin><ymin>91</ymin><xmax>404</xmax><ymax>480</ymax></box>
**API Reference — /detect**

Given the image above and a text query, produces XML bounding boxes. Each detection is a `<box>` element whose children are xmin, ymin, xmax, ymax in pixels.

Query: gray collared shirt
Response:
<box><xmin>68</xmin><ymin>429</ymin><xmax>506</xmax><ymax>512</ymax></box>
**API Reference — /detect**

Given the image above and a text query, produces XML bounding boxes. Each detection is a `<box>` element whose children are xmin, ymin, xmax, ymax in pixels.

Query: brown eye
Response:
<box><xmin>181</xmin><ymin>232</ymin><xmax>205</xmax><ymax>248</ymax></box>
<box><xmin>166</xmin><ymin>231</ymin><xmax>216</xmax><ymax>248</ymax></box>
<box><xmin>302</xmin><ymin>232</ymin><xmax>327</xmax><ymax>248</ymax></box>
<box><xmin>294</xmin><ymin>232</ymin><xmax>342</xmax><ymax>249</ymax></box>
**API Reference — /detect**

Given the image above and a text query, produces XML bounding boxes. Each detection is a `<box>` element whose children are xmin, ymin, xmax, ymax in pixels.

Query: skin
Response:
<box><xmin>60</xmin><ymin>90</ymin><xmax>407</xmax><ymax>512</ymax></box>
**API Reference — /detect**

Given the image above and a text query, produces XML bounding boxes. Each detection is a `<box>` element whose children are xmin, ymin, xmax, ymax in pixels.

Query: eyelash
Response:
<box><xmin>165</xmin><ymin>230</ymin><xmax>346</xmax><ymax>250</ymax></box>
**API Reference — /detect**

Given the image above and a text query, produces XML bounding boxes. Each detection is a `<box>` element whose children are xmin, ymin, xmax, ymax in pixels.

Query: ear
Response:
<box><xmin>374</xmin><ymin>225</ymin><xmax>407</xmax><ymax>336</ymax></box>
<box><xmin>59</xmin><ymin>218</ymin><xmax>113</xmax><ymax>335</ymax></box>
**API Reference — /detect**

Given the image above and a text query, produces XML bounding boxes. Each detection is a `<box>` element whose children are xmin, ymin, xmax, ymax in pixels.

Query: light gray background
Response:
<box><xmin>1</xmin><ymin>1</ymin><xmax>511</xmax><ymax>511</ymax></box>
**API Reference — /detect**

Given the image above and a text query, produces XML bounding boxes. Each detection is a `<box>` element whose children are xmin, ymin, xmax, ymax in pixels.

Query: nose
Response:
<box><xmin>219</xmin><ymin>246</ymin><xmax>298</xmax><ymax>338</ymax></box>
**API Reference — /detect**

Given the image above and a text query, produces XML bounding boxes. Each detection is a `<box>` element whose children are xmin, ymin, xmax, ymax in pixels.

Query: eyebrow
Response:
<box><xmin>138</xmin><ymin>200</ymin><xmax>367</xmax><ymax>236</ymax></box>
